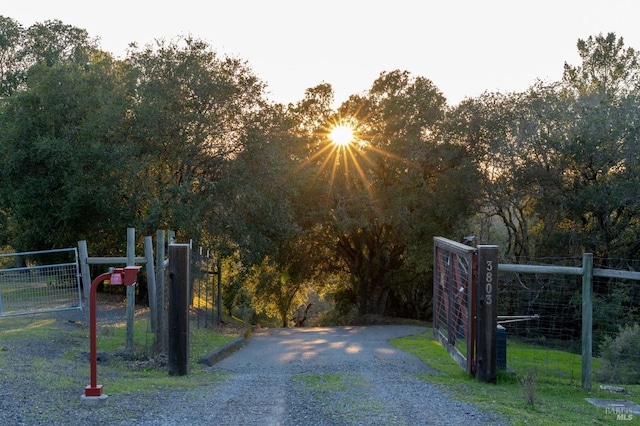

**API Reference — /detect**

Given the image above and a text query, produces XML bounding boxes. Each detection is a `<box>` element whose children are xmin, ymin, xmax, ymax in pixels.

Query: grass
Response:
<box><xmin>294</xmin><ymin>373</ymin><xmax>371</xmax><ymax>392</ymax></box>
<box><xmin>292</xmin><ymin>373</ymin><xmax>391</xmax><ymax>424</ymax></box>
<box><xmin>0</xmin><ymin>312</ymin><xmax>241</xmax><ymax>397</ymax></box>
<box><xmin>505</xmin><ymin>338</ymin><xmax>591</xmax><ymax>385</ymax></box>
<box><xmin>4</xmin><ymin>312</ymin><xmax>639</xmax><ymax>424</ymax></box>
<box><xmin>390</xmin><ymin>330</ymin><xmax>640</xmax><ymax>425</ymax></box>
<box><xmin>91</xmin><ymin>318</ymin><xmax>238</xmax><ymax>393</ymax></box>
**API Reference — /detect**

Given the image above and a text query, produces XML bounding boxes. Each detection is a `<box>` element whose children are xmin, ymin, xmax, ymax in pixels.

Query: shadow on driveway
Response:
<box><xmin>206</xmin><ymin>325</ymin><xmax>435</xmax><ymax>375</ymax></box>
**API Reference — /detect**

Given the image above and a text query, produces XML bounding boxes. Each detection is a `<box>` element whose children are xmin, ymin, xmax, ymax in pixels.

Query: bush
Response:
<box><xmin>598</xmin><ymin>323</ymin><xmax>640</xmax><ymax>384</ymax></box>
<box><xmin>520</xmin><ymin>369</ymin><xmax>538</xmax><ymax>405</ymax></box>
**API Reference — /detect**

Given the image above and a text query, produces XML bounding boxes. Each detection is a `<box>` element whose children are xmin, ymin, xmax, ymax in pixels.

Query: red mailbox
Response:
<box><xmin>123</xmin><ymin>266</ymin><xmax>142</xmax><ymax>285</ymax></box>
<box><xmin>109</xmin><ymin>266</ymin><xmax>141</xmax><ymax>286</ymax></box>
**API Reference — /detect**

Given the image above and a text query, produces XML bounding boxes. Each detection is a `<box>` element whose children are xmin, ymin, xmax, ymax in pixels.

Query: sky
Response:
<box><xmin>4</xmin><ymin>1</ymin><xmax>640</xmax><ymax>106</ymax></box>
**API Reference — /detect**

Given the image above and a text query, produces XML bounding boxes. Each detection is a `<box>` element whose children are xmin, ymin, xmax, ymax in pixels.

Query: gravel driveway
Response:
<box><xmin>1</xmin><ymin>303</ymin><xmax>508</xmax><ymax>425</ymax></box>
<box><xmin>138</xmin><ymin>326</ymin><xmax>508</xmax><ymax>425</ymax></box>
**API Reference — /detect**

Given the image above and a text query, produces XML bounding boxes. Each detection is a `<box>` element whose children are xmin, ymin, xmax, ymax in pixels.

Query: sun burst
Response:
<box><xmin>328</xmin><ymin>123</ymin><xmax>355</xmax><ymax>147</ymax></box>
<box><xmin>293</xmin><ymin>116</ymin><xmax>373</xmax><ymax>204</ymax></box>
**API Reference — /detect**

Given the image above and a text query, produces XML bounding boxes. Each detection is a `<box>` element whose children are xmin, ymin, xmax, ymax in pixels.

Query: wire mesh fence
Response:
<box><xmin>498</xmin><ymin>258</ymin><xmax>582</xmax><ymax>384</ymax></box>
<box><xmin>155</xmin><ymin>242</ymin><xmax>220</xmax><ymax>328</ymax></box>
<box><xmin>498</xmin><ymin>256</ymin><xmax>640</xmax><ymax>386</ymax></box>
<box><xmin>0</xmin><ymin>248</ymin><xmax>82</xmax><ymax>317</ymax></box>
<box><xmin>591</xmin><ymin>258</ymin><xmax>640</xmax><ymax>385</ymax></box>
<box><xmin>190</xmin><ymin>246</ymin><xmax>220</xmax><ymax>329</ymax></box>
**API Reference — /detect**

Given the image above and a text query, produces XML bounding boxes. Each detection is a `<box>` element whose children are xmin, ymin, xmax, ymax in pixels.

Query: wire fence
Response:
<box><xmin>189</xmin><ymin>246</ymin><xmax>221</xmax><ymax>329</ymax></box>
<box><xmin>498</xmin><ymin>256</ymin><xmax>640</xmax><ymax>386</ymax></box>
<box><xmin>0</xmin><ymin>248</ymin><xmax>82</xmax><ymax>317</ymax></box>
<box><xmin>433</xmin><ymin>237</ymin><xmax>475</xmax><ymax>374</ymax></box>
<box><xmin>122</xmin><ymin>239</ymin><xmax>222</xmax><ymax>361</ymax></box>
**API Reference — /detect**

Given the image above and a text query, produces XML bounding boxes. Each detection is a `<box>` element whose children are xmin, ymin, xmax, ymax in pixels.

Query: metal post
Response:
<box><xmin>84</xmin><ymin>271</ymin><xmax>111</xmax><ymax>399</ymax></box>
<box><xmin>582</xmin><ymin>252</ymin><xmax>593</xmax><ymax>390</ymax></box>
<box><xmin>83</xmin><ymin>267</ymin><xmax>140</xmax><ymax>402</ymax></box>
<box><xmin>168</xmin><ymin>243</ymin><xmax>190</xmax><ymax>376</ymax></box>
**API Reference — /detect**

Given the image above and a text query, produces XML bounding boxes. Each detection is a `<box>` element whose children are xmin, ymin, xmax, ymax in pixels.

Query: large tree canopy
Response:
<box><xmin>0</xmin><ymin>27</ymin><xmax>268</xmax><ymax>253</ymax></box>
<box><xmin>458</xmin><ymin>33</ymin><xmax>640</xmax><ymax>260</ymax></box>
<box><xmin>302</xmin><ymin>71</ymin><xmax>479</xmax><ymax>316</ymax></box>
<box><xmin>3</xmin><ymin>16</ymin><xmax>640</xmax><ymax>325</ymax></box>
<box><xmin>0</xmin><ymin>40</ymin><xmax>130</xmax><ymax>252</ymax></box>
<box><xmin>122</xmin><ymin>37</ymin><xmax>267</xmax><ymax>241</ymax></box>
<box><xmin>560</xmin><ymin>33</ymin><xmax>640</xmax><ymax>258</ymax></box>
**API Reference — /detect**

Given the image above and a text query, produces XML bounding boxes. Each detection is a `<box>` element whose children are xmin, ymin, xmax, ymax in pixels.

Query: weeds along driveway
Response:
<box><xmin>163</xmin><ymin>326</ymin><xmax>508</xmax><ymax>426</ymax></box>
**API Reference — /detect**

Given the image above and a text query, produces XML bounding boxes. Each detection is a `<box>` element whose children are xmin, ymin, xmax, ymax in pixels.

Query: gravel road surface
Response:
<box><xmin>1</xmin><ymin>303</ymin><xmax>509</xmax><ymax>425</ymax></box>
<box><xmin>138</xmin><ymin>326</ymin><xmax>508</xmax><ymax>425</ymax></box>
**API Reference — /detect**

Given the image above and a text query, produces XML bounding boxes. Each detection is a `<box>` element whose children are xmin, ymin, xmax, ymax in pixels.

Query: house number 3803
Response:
<box><xmin>485</xmin><ymin>261</ymin><xmax>493</xmax><ymax>305</ymax></box>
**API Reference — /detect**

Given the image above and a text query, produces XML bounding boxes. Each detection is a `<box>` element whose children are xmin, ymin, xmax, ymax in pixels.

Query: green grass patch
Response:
<box><xmin>96</xmin><ymin>319</ymin><xmax>235</xmax><ymax>359</ymax></box>
<box><xmin>1</xmin><ymin>317</ymin><xmax>61</xmax><ymax>338</ymax></box>
<box><xmin>293</xmin><ymin>373</ymin><xmax>392</xmax><ymax>424</ymax></box>
<box><xmin>0</xmin><ymin>312</ymin><xmax>242</xmax><ymax>397</ymax></box>
<box><xmin>505</xmin><ymin>338</ymin><xmax>594</xmax><ymax>385</ymax></box>
<box><xmin>390</xmin><ymin>330</ymin><xmax>640</xmax><ymax>425</ymax></box>
<box><xmin>294</xmin><ymin>373</ymin><xmax>371</xmax><ymax>392</ymax></box>
<box><xmin>190</xmin><ymin>327</ymin><xmax>237</xmax><ymax>359</ymax></box>
<box><xmin>91</xmin><ymin>318</ymin><xmax>239</xmax><ymax>393</ymax></box>
<box><xmin>32</xmin><ymin>357</ymin><xmax>79</xmax><ymax>388</ymax></box>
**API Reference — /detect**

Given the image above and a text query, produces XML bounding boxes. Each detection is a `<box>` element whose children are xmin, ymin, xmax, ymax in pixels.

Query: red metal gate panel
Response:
<box><xmin>433</xmin><ymin>237</ymin><xmax>476</xmax><ymax>374</ymax></box>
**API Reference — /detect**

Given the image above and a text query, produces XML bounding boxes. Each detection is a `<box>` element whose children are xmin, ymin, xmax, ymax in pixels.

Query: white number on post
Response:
<box><xmin>485</xmin><ymin>260</ymin><xmax>493</xmax><ymax>305</ymax></box>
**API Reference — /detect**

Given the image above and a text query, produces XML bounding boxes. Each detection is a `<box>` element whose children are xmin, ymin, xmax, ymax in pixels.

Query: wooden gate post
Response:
<box><xmin>582</xmin><ymin>252</ymin><xmax>593</xmax><ymax>390</ymax></box>
<box><xmin>168</xmin><ymin>243</ymin><xmax>190</xmax><ymax>376</ymax></box>
<box><xmin>476</xmin><ymin>245</ymin><xmax>499</xmax><ymax>383</ymax></box>
<box><xmin>125</xmin><ymin>228</ymin><xmax>136</xmax><ymax>352</ymax></box>
<box><xmin>156</xmin><ymin>230</ymin><xmax>167</xmax><ymax>352</ymax></box>
<box><xmin>144</xmin><ymin>236</ymin><xmax>157</xmax><ymax>333</ymax></box>
<box><xmin>216</xmin><ymin>256</ymin><xmax>223</xmax><ymax>323</ymax></box>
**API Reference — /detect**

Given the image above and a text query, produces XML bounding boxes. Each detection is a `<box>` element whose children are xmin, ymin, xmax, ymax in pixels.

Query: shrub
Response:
<box><xmin>521</xmin><ymin>369</ymin><xmax>538</xmax><ymax>405</ymax></box>
<box><xmin>598</xmin><ymin>323</ymin><xmax>640</xmax><ymax>384</ymax></box>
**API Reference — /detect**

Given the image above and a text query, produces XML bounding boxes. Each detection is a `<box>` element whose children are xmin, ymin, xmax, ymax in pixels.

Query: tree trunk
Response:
<box><xmin>358</xmin><ymin>276</ymin><xmax>368</xmax><ymax>316</ymax></box>
<box><xmin>375</xmin><ymin>286</ymin><xmax>390</xmax><ymax>316</ymax></box>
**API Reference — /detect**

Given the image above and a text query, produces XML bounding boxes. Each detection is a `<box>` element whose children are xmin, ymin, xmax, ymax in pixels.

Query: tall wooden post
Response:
<box><xmin>78</xmin><ymin>240</ymin><xmax>91</xmax><ymax>322</ymax></box>
<box><xmin>168</xmin><ymin>243</ymin><xmax>190</xmax><ymax>376</ymax></box>
<box><xmin>156</xmin><ymin>230</ymin><xmax>166</xmax><ymax>352</ymax></box>
<box><xmin>125</xmin><ymin>228</ymin><xmax>136</xmax><ymax>352</ymax></box>
<box><xmin>216</xmin><ymin>257</ymin><xmax>222</xmax><ymax>323</ymax></box>
<box><xmin>582</xmin><ymin>252</ymin><xmax>593</xmax><ymax>390</ymax></box>
<box><xmin>476</xmin><ymin>245</ymin><xmax>499</xmax><ymax>383</ymax></box>
<box><xmin>144</xmin><ymin>236</ymin><xmax>157</xmax><ymax>333</ymax></box>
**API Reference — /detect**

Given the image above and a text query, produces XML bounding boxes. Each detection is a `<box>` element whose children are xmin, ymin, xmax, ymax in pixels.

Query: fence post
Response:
<box><xmin>582</xmin><ymin>252</ymin><xmax>593</xmax><ymax>390</ymax></box>
<box><xmin>78</xmin><ymin>240</ymin><xmax>91</xmax><ymax>321</ymax></box>
<box><xmin>156</xmin><ymin>230</ymin><xmax>167</xmax><ymax>353</ymax></box>
<box><xmin>216</xmin><ymin>256</ymin><xmax>222</xmax><ymax>323</ymax></box>
<box><xmin>168</xmin><ymin>243</ymin><xmax>190</xmax><ymax>376</ymax></box>
<box><xmin>144</xmin><ymin>236</ymin><xmax>157</xmax><ymax>333</ymax></box>
<box><xmin>125</xmin><ymin>228</ymin><xmax>136</xmax><ymax>352</ymax></box>
<box><xmin>476</xmin><ymin>245</ymin><xmax>499</xmax><ymax>383</ymax></box>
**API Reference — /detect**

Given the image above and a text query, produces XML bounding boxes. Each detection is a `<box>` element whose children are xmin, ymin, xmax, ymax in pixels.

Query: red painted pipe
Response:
<box><xmin>85</xmin><ymin>272</ymin><xmax>111</xmax><ymax>398</ymax></box>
